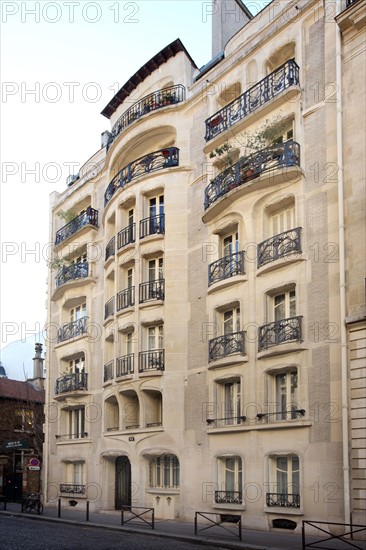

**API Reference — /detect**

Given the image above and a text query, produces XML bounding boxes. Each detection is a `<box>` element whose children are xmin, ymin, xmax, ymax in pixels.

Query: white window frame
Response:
<box><xmin>270</xmin><ymin>289</ymin><xmax>296</xmax><ymax>322</ymax></box>
<box><xmin>268</xmin><ymin>454</ymin><xmax>300</xmax><ymax>503</ymax></box>
<box><xmin>216</xmin><ymin>456</ymin><xmax>243</xmax><ymax>503</ymax></box>
<box><xmin>147</xmin><ymin>325</ymin><xmax>164</xmax><ymax>350</ymax></box>
<box><xmin>149</xmin><ymin>455</ymin><xmax>179</xmax><ymax>489</ymax></box>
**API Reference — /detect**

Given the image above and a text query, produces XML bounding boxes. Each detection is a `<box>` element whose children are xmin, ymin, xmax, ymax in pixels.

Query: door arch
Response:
<box><xmin>115</xmin><ymin>456</ymin><xmax>131</xmax><ymax>509</ymax></box>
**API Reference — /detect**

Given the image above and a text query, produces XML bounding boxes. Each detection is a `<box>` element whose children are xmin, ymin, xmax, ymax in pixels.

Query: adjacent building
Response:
<box><xmin>44</xmin><ymin>0</ymin><xmax>365</xmax><ymax>532</ymax></box>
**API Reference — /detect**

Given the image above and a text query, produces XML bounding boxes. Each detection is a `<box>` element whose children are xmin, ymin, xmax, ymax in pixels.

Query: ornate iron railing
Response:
<box><xmin>117</xmin><ymin>287</ymin><xmax>135</xmax><ymax>310</ymax></box>
<box><xmin>207</xmin><ymin>416</ymin><xmax>246</xmax><ymax>427</ymax></box>
<box><xmin>104</xmin><ymin>360</ymin><xmax>114</xmax><ymax>382</ymax></box>
<box><xmin>55</xmin><ymin>373</ymin><xmax>88</xmax><ymax>394</ymax></box>
<box><xmin>56</xmin><ymin>262</ymin><xmax>88</xmax><ymax>288</ymax></box>
<box><xmin>57</xmin><ymin>317</ymin><xmax>88</xmax><ymax>343</ymax></box>
<box><xmin>208</xmin><ymin>331</ymin><xmax>245</xmax><ymax>362</ymax></box>
<box><xmin>59</xmin><ymin>484</ymin><xmax>86</xmax><ymax>495</ymax></box>
<box><xmin>117</xmin><ymin>223</ymin><xmax>136</xmax><ymax>249</ymax></box>
<box><xmin>139</xmin><ymin>349</ymin><xmax>165</xmax><ymax>372</ymax></box>
<box><xmin>116</xmin><ymin>354</ymin><xmax>134</xmax><ymax>376</ymax></box>
<box><xmin>55</xmin><ymin>207</ymin><xmax>98</xmax><ymax>245</ymax></box>
<box><xmin>257</xmin><ymin>409</ymin><xmax>305</xmax><ymax>421</ymax></box>
<box><xmin>266</xmin><ymin>492</ymin><xmax>300</xmax><ymax>508</ymax></box>
<box><xmin>257</xmin><ymin>227</ymin><xmax>301</xmax><ymax>267</ymax></box>
<box><xmin>205</xmin><ymin>140</ymin><xmax>300</xmax><ymax>209</ymax></box>
<box><xmin>107</xmin><ymin>84</ymin><xmax>185</xmax><ymax>150</ymax></box>
<box><xmin>258</xmin><ymin>316</ymin><xmax>302</xmax><ymax>351</ymax></box>
<box><xmin>104</xmin><ymin>147</ymin><xmax>179</xmax><ymax>205</ymax></box>
<box><xmin>105</xmin><ymin>237</ymin><xmax>115</xmax><ymax>261</ymax></box>
<box><xmin>105</xmin><ymin>297</ymin><xmax>115</xmax><ymax>319</ymax></box>
<box><xmin>139</xmin><ymin>279</ymin><xmax>165</xmax><ymax>303</ymax></box>
<box><xmin>140</xmin><ymin>214</ymin><xmax>165</xmax><ymax>238</ymax></box>
<box><xmin>205</xmin><ymin>59</ymin><xmax>300</xmax><ymax>141</ymax></box>
<box><xmin>208</xmin><ymin>251</ymin><xmax>244</xmax><ymax>286</ymax></box>
<box><xmin>215</xmin><ymin>491</ymin><xmax>243</xmax><ymax>504</ymax></box>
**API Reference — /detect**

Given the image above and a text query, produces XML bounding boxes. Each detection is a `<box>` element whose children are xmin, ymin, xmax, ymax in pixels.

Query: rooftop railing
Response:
<box><xmin>56</xmin><ymin>262</ymin><xmax>88</xmax><ymax>288</ymax></box>
<box><xmin>107</xmin><ymin>84</ymin><xmax>185</xmax><ymax>150</ymax></box>
<box><xmin>204</xmin><ymin>140</ymin><xmax>300</xmax><ymax>209</ymax></box>
<box><xmin>205</xmin><ymin>59</ymin><xmax>299</xmax><ymax>141</ymax></box>
<box><xmin>104</xmin><ymin>147</ymin><xmax>179</xmax><ymax>205</ymax></box>
<box><xmin>55</xmin><ymin>207</ymin><xmax>98</xmax><ymax>245</ymax></box>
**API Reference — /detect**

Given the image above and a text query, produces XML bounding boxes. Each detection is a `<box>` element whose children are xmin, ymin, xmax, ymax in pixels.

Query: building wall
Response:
<box><xmin>44</xmin><ymin>0</ymin><xmax>365</xmax><ymax>532</ymax></box>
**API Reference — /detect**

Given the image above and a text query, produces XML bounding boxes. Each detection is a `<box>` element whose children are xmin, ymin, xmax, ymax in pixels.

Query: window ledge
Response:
<box><xmin>257</xmin><ymin>342</ymin><xmax>306</xmax><ymax>359</ymax></box>
<box><xmin>117</xmin><ymin>242</ymin><xmax>136</xmax><ymax>261</ymax></box>
<box><xmin>257</xmin><ymin>254</ymin><xmax>306</xmax><ymax>276</ymax></box>
<box><xmin>139</xmin><ymin>300</ymin><xmax>164</xmax><ymax>310</ymax></box>
<box><xmin>56</xmin><ymin>439</ymin><xmax>92</xmax><ymax>445</ymax></box>
<box><xmin>208</xmin><ymin>274</ymin><xmax>247</xmax><ymax>294</ymax></box>
<box><xmin>208</xmin><ymin>354</ymin><xmax>248</xmax><ymax>369</ymax></box>
<box><xmin>264</xmin><ymin>506</ymin><xmax>303</xmax><ymax>516</ymax></box>
<box><xmin>207</xmin><ymin>420</ymin><xmax>312</xmax><ymax>434</ymax></box>
<box><xmin>146</xmin><ymin>488</ymin><xmax>180</xmax><ymax>495</ymax></box>
<box><xmin>116</xmin><ymin>306</ymin><xmax>135</xmax><ymax>317</ymax></box>
<box><xmin>212</xmin><ymin>503</ymin><xmax>245</xmax><ymax>511</ymax></box>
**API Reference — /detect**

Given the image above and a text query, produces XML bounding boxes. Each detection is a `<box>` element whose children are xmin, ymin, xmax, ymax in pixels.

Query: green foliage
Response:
<box><xmin>57</xmin><ymin>209</ymin><xmax>77</xmax><ymax>223</ymax></box>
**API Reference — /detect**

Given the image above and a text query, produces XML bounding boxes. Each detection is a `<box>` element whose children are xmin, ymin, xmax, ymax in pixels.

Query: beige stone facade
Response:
<box><xmin>44</xmin><ymin>0</ymin><xmax>365</xmax><ymax>532</ymax></box>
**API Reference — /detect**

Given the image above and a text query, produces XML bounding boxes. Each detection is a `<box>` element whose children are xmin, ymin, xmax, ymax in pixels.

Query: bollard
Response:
<box><xmin>58</xmin><ymin>498</ymin><xmax>61</xmax><ymax>518</ymax></box>
<box><xmin>86</xmin><ymin>500</ymin><xmax>89</xmax><ymax>522</ymax></box>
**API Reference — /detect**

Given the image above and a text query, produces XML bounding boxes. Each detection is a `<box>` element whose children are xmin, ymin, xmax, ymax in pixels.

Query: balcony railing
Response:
<box><xmin>204</xmin><ymin>140</ymin><xmax>300</xmax><ymax>209</ymax></box>
<box><xmin>117</xmin><ymin>287</ymin><xmax>135</xmax><ymax>310</ymax></box>
<box><xmin>205</xmin><ymin>59</ymin><xmax>300</xmax><ymax>141</ymax></box>
<box><xmin>117</xmin><ymin>223</ymin><xmax>135</xmax><ymax>249</ymax></box>
<box><xmin>258</xmin><ymin>316</ymin><xmax>302</xmax><ymax>351</ymax></box>
<box><xmin>55</xmin><ymin>207</ymin><xmax>98</xmax><ymax>245</ymax></box>
<box><xmin>105</xmin><ymin>297</ymin><xmax>115</xmax><ymax>320</ymax></box>
<box><xmin>56</xmin><ymin>262</ymin><xmax>88</xmax><ymax>288</ymax></box>
<box><xmin>139</xmin><ymin>279</ymin><xmax>165</xmax><ymax>303</ymax></box>
<box><xmin>207</xmin><ymin>416</ymin><xmax>247</xmax><ymax>428</ymax></box>
<box><xmin>105</xmin><ymin>237</ymin><xmax>115</xmax><ymax>261</ymax></box>
<box><xmin>215</xmin><ymin>491</ymin><xmax>243</xmax><ymax>504</ymax></box>
<box><xmin>116</xmin><ymin>354</ymin><xmax>134</xmax><ymax>377</ymax></box>
<box><xmin>55</xmin><ymin>373</ymin><xmax>88</xmax><ymax>395</ymax></box>
<box><xmin>140</xmin><ymin>214</ymin><xmax>165</xmax><ymax>238</ymax></box>
<box><xmin>208</xmin><ymin>251</ymin><xmax>244</xmax><ymax>286</ymax></box>
<box><xmin>257</xmin><ymin>409</ymin><xmax>306</xmax><ymax>421</ymax></box>
<box><xmin>266</xmin><ymin>493</ymin><xmax>300</xmax><ymax>508</ymax></box>
<box><xmin>104</xmin><ymin>147</ymin><xmax>179</xmax><ymax>205</ymax></box>
<box><xmin>107</xmin><ymin>85</ymin><xmax>186</xmax><ymax>150</ymax></box>
<box><xmin>257</xmin><ymin>228</ymin><xmax>301</xmax><ymax>268</ymax></box>
<box><xmin>139</xmin><ymin>349</ymin><xmax>165</xmax><ymax>372</ymax></box>
<box><xmin>104</xmin><ymin>360</ymin><xmax>114</xmax><ymax>382</ymax></box>
<box><xmin>57</xmin><ymin>317</ymin><xmax>87</xmax><ymax>343</ymax></box>
<box><xmin>60</xmin><ymin>484</ymin><xmax>86</xmax><ymax>495</ymax></box>
<box><xmin>208</xmin><ymin>331</ymin><xmax>245</xmax><ymax>362</ymax></box>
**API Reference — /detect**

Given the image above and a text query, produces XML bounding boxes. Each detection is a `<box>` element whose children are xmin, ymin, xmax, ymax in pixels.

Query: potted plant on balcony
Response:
<box><xmin>208</xmin><ymin>114</ymin><xmax>224</xmax><ymax>129</ymax></box>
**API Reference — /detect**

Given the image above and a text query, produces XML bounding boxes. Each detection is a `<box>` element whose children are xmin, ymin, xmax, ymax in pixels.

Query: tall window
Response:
<box><xmin>274</xmin><ymin>370</ymin><xmax>298</xmax><ymax>420</ymax></box>
<box><xmin>149</xmin><ymin>195</ymin><xmax>164</xmax><ymax>233</ymax></box>
<box><xmin>68</xmin><ymin>407</ymin><xmax>85</xmax><ymax>439</ymax></box>
<box><xmin>69</xmin><ymin>356</ymin><xmax>85</xmax><ymax>374</ymax></box>
<box><xmin>128</xmin><ymin>208</ymin><xmax>134</xmax><ymax>227</ymax></box>
<box><xmin>221</xmin><ymin>379</ymin><xmax>241</xmax><ymax>425</ymax></box>
<box><xmin>216</xmin><ymin>456</ymin><xmax>242</xmax><ymax>503</ymax></box>
<box><xmin>272</xmin><ymin>289</ymin><xmax>296</xmax><ymax>322</ymax></box>
<box><xmin>148</xmin><ymin>258</ymin><xmax>164</xmax><ymax>281</ymax></box>
<box><xmin>71</xmin><ymin>303</ymin><xmax>86</xmax><ymax>322</ymax></box>
<box><xmin>267</xmin><ymin>455</ymin><xmax>300</xmax><ymax>507</ymax></box>
<box><xmin>223</xmin><ymin>308</ymin><xmax>240</xmax><ymax>334</ymax></box>
<box><xmin>270</xmin><ymin>205</ymin><xmax>295</xmax><ymax>236</ymax></box>
<box><xmin>222</xmin><ymin>231</ymin><xmax>239</xmax><ymax>257</ymax></box>
<box><xmin>150</xmin><ymin>455</ymin><xmax>179</xmax><ymax>489</ymax></box>
<box><xmin>148</xmin><ymin>325</ymin><xmax>164</xmax><ymax>350</ymax></box>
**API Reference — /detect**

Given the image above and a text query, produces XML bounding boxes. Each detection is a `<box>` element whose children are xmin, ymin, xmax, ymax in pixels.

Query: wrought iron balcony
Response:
<box><xmin>55</xmin><ymin>207</ymin><xmax>98</xmax><ymax>245</ymax></box>
<box><xmin>208</xmin><ymin>331</ymin><xmax>245</xmax><ymax>362</ymax></box>
<box><xmin>139</xmin><ymin>279</ymin><xmax>165</xmax><ymax>303</ymax></box>
<box><xmin>257</xmin><ymin>228</ymin><xmax>301</xmax><ymax>268</ymax></box>
<box><xmin>205</xmin><ymin>59</ymin><xmax>300</xmax><ymax>141</ymax></box>
<box><xmin>258</xmin><ymin>316</ymin><xmax>302</xmax><ymax>351</ymax></box>
<box><xmin>107</xmin><ymin>85</ymin><xmax>186</xmax><ymax>150</ymax></box>
<box><xmin>204</xmin><ymin>140</ymin><xmax>300</xmax><ymax>209</ymax></box>
<box><xmin>105</xmin><ymin>297</ymin><xmax>115</xmax><ymax>319</ymax></box>
<box><xmin>104</xmin><ymin>147</ymin><xmax>179</xmax><ymax>205</ymax></box>
<box><xmin>208</xmin><ymin>251</ymin><xmax>244</xmax><ymax>286</ymax></box>
<box><xmin>56</xmin><ymin>262</ymin><xmax>88</xmax><ymax>288</ymax></box>
<box><xmin>117</xmin><ymin>223</ymin><xmax>135</xmax><ymax>249</ymax></box>
<box><xmin>104</xmin><ymin>360</ymin><xmax>114</xmax><ymax>382</ymax></box>
<box><xmin>257</xmin><ymin>409</ymin><xmax>305</xmax><ymax>421</ymax></box>
<box><xmin>139</xmin><ymin>349</ymin><xmax>165</xmax><ymax>372</ymax></box>
<box><xmin>55</xmin><ymin>373</ymin><xmax>88</xmax><ymax>395</ymax></box>
<box><xmin>140</xmin><ymin>214</ymin><xmax>165</xmax><ymax>238</ymax></box>
<box><xmin>207</xmin><ymin>416</ymin><xmax>246</xmax><ymax>428</ymax></box>
<box><xmin>266</xmin><ymin>493</ymin><xmax>300</xmax><ymax>508</ymax></box>
<box><xmin>105</xmin><ymin>237</ymin><xmax>115</xmax><ymax>261</ymax></box>
<box><xmin>57</xmin><ymin>317</ymin><xmax>88</xmax><ymax>343</ymax></box>
<box><xmin>215</xmin><ymin>491</ymin><xmax>242</xmax><ymax>504</ymax></box>
<box><xmin>117</xmin><ymin>287</ymin><xmax>135</xmax><ymax>310</ymax></box>
<box><xmin>116</xmin><ymin>354</ymin><xmax>134</xmax><ymax>376</ymax></box>
<box><xmin>60</xmin><ymin>484</ymin><xmax>86</xmax><ymax>495</ymax></box>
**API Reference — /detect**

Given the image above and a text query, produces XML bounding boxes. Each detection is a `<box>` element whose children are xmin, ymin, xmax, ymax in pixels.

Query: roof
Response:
<box><xmin>101</xmin><ymin>38</ymin><xmax>197</xmax><ymax>119</ymax></box>
<box><xmin>0</xmin><ymin>378</ymin><xmax>45</xmax><ymax>404</ymax></box>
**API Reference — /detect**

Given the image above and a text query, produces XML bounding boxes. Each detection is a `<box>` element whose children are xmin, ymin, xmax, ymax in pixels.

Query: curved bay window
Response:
<box><xmin>149</xmin><ymin>455</ymin><xmax>179</xmax><ymax>489</ymax></box>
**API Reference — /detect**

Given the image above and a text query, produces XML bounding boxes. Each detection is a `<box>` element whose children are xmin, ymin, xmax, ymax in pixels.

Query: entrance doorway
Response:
<box><xmin>115</xmin><ymin>456</ymin><xmax>131</xmax><ymax>509</ymax></box>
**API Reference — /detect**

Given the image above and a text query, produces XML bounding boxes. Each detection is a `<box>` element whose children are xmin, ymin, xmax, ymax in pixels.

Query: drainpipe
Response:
<box><xmin>335</xmin><ymin>0</ymin><xmax>351</xmax><ymax>526</ymax></box>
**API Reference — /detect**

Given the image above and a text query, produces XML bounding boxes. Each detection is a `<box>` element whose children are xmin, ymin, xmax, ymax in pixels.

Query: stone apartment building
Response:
<box><xmin>44</xmin><ymin>0</ymin><xmax>365</xmax><ymax>532</ymax></box>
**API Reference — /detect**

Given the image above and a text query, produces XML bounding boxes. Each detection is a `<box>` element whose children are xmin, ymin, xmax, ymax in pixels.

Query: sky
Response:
<box><xmin>0</xmin><ymin>0</ymin><xmax>271</xmax><ymax>352</ymax></box>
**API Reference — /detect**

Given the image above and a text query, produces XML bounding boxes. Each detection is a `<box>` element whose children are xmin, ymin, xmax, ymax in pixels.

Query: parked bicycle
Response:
<box><xmin>21</xmin><ymin>492</ymin><xmax>43</xmax><ymax>515</ymax></box>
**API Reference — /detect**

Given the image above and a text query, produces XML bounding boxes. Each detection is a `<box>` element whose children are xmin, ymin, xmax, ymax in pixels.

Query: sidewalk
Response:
<box><xmin>1</xmin><ymin>501</ymin><xmax>361</xmax><ymax>550</ymax></box>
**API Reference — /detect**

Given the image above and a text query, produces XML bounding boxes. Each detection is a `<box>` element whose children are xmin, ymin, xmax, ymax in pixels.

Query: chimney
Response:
<box><xmin>29</xmin><ymin>343</ymin><xmax>45</xmax><ymax>390</ymax></box>
<box><xmin>211</xmin><ymin>0</ymin><xmax>252</xmax><ymax>58</ymax></box>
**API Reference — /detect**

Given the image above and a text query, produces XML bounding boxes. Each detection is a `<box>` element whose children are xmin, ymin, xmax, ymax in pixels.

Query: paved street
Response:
<box><xmin>0</xmin><ymin>516</ymin><xmax>228</xmax><ymax>550</ymax></box>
